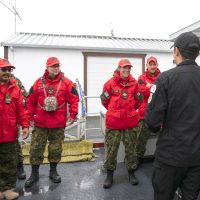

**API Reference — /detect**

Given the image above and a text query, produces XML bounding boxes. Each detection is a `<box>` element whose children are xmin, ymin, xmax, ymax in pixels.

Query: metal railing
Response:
<box><xmin>64</xmin><ymin>79</ymin><xmax>103</xmax><ymax>141</ymax></box>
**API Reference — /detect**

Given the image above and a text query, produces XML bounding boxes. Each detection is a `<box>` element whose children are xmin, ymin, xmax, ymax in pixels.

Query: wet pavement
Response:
<box><xmin>17</xmin><ymin>116</ymin><xmax>200</xmax><ymax>200</ymax></box>
<box><xmin>16</xmin><ymin>148</ymin><xmax>154</xmax><ymax>200</ymax></box>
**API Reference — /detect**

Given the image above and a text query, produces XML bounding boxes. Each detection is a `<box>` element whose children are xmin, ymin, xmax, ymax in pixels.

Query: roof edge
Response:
<box><xmin>169</xmin><ymin>20</ymin><xmax>200</xmax><ymax>41</ymax></box>
<box><xmin>1</xmin><ymin>43</ymin><xmax>173</xmax><ymax>53</ymax></box>
<box><xmin>2</xmin><ymin>32</ymin><xmax>169</xmax><ymax>43</ymax></box>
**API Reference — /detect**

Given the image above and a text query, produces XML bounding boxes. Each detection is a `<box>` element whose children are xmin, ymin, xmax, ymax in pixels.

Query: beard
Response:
<box><xmin>52</xmin><ymin>71</ymin><xmax>59</xmax><ymax>75</ymax></box>
<box><xmin>0</xmin><ymin>73</ymin><xmax>10</xmax><ymax>83</ymax></box>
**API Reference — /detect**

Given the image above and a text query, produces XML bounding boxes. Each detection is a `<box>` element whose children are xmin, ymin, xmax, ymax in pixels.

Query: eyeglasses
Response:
<box><xmin>50</xmin><ymin>64</ymin><xmax>60</xmax><ymax>68</ymax></box>
<box><xmin>0</xmin><ymin>68</ymin><xmax>13</xmax><ymax>72</ymax></box>
<box><xmin>121</xmin><ymin>66</ymin><xmax>132</xmax><ymax>70</ymax></box>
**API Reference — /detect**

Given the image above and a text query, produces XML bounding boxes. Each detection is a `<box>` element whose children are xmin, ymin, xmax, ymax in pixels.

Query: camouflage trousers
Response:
<box><xmin>0</xmin><ymin>141</ymin><xmax>17</xmax><ymax>192</ymax></box>
<box><xmin>104</xmin><ymin>128</ymin><xmax>138</xmax><ymax>171</ymax></box>
<box><xmin>29</xmin><ymin>126</ymin><xmax>65</xmax><ymax>165</ymax></box>
<box><xmin>16</xmin><ymin>126</ymin><xmax>24</xmax><ymax>164</ymax></box>
<box><xmin>16</xmin><ymin>139</ymin><xmax>23</xmax><ymax>164</ymax></box>
<box><xmin>135</xmin><ymin>120</ymin><xmax>151</xmax><ymax>158</ymax></box>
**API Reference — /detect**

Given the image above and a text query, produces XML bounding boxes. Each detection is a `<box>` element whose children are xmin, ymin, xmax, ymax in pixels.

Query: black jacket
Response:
<box><xmin>145</xmin><ymin>60</ymin><xmax>200</xmax><ymax>167</ymax></box>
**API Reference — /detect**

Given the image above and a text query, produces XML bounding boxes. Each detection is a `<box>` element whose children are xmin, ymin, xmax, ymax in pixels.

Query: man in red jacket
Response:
<box><xmin>136</xmin><ymin>56</ymin><xmax>160</xmax><ymax>167</ymax></box>
<box><xmin>0</xmin><ymin>58</ymin><xmax>29</xmax><ymax>200</ymax></box>
<box><xmin>25</xmin><ymin>57</ymin><xmax>79</xmax><ymax>188</ymax></box>
<box><xmin>100</xmin><ymin>59</ymin><xmax>142</xmax><ymax>189</ymax></box>
<box><xmin>10</xmin><ymin>74</ymin><xmax>28</xmax><ymax>180</ymax></box>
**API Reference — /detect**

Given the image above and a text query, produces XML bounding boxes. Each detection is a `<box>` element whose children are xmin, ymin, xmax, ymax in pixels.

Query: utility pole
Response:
<box><xmin>12</xmin><ymin>0</ymin><xmax>22</xmax><ymax>33</ymax></box>
<box><xmin>14</xmin><ymin>0</ymin><xmax>16</xmax><ymax>33</ymax></box>
<box><xmin>0</xmin><ymin>0</ymin><xmax>22</xmax><ymax>33</ymax></box>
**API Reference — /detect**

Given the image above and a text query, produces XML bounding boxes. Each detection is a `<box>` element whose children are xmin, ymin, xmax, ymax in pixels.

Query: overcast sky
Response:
<box><xmin>0</xmin><ymin>0</ymin><xmax>200</xmax><ymax>57</ymax></box>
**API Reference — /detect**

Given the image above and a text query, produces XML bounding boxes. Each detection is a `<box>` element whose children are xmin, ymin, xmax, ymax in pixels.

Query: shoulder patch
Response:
<box><xmin>16</xmin><ymin>78</ymin><xmax>23</xmax><ymax>89</ymax></box>
<box><xmin>100</xmin><ymin>91</ymin><xmax>109</xmax><ymax>101</ymax></box>
<box><xmin>71</xmin><ymin>87</ymin><xmax>79</xmax><ymax>96</ymax></box>
<box><xmin>29</xmin><ymin>86</ymin><xmax>34</xmax><ymax>94</ymax></box>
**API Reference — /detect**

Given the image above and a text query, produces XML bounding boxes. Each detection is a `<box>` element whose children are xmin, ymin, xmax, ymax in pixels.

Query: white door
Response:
<box><xmin>87</xmin><ymin>56</ymin><xmax>143</xmax><ymax>115</ymax></box>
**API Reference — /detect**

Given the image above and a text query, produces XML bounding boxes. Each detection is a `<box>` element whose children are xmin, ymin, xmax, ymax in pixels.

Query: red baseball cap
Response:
<box><xmin>46</xmin><ymin>57</ymin><xmax>60</xmax><ymax>67</ymax></box>
<box><xmin>0</xmin><ymin>58</ymin><xmax>15</xmax><ymax>68</ymax></box>
<box><xmin>147</xmin><ymin>56</ymin><xmax>158</xmax><ymax>64</ymax></box>
<box><xmin>118</xmin><ymin>59</ymin><xmax>132</xmax><ymax>67</ymax></box>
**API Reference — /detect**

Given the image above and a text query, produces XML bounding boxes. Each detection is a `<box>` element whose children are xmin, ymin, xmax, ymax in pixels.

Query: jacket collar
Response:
<box><xmin>146</xmin><ymin>68</ymin><xmax>161</xmax><ymax>80</ymax></box>
<box><xmin>177</xmin><ymin>59</ymin><xmax>198</xmax><ymax>67</ymax></box>
<box><xmin>43</xmin><ymin>69</ymin><xmax>63</xmax><ymax>83</ymax></box>
<box><xmin>113</xmin><ymin>72</ymin><xmax>135</xmax><ymax>86</ymax></box>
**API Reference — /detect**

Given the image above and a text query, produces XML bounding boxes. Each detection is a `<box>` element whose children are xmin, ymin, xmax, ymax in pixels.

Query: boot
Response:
<box><xmin>103</xmin><ymin>170</ymin><xmax>113</xmax><ymax>189</ymax></box>
<box><xmin>25</xmin><ymin>165</ymin><xmax>39</xmax><ymax>188</ymax></box>
<box><xmin>16</xmin><ymin>162</ymin><xmax>26</xmax><ymax>180</ymax></box>
<box><xmin>49</xmin><ymin>163</ymin><xmax>61</xmax><ymax>183</ymax></box>
<box><xmin>0</xmin><ymin>192</ymin><xmax>4</xmax><ymax>200</ymax></box>
<box><xmin>128</xmin><ymin>170</ymin><xmax>138</xmax><ymax>185</ymax></box>
<box><xmin>2</xmin><ymin>189</ymin><xmax>19</xmax><ymax>200</ymax></box>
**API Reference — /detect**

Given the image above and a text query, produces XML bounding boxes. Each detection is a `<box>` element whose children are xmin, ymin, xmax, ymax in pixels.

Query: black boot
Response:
<box><xmin>103</xmin><ymin>170</ymin><xmax>113</xmax><ymax>189</ymax></box>
<box><xmin>49</xmin><ymin>163</ymin><xmax>61</xmax><ymax>183</ymax></box>
<box><xmin>17</xmin><ymin>162</ymin><xmax>26</xmax><ymax>180</ymax></box>
<box><xmin>128</xmin><ymin>170</ymin><xmax>138</xmax><ymax>185</ymax></box>
<box><xmin>25</xmin><ymin>165</ymin><xmax>39</xmax><ymax>188</ymax></box>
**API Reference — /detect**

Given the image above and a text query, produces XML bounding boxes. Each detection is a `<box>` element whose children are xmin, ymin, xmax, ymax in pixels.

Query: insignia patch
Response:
<box><xmin>100</xmin><ymin>91</ymin><xmax>109</xmax><ymax>101</ymax></box>
<box><xmin>121</xmin><ymin>90</ymin><xmax>128</xmax><ymax>99</ymax></box>
<box><xmin>136</xmin><ymin>92</ymin><xmax>144</xmax><ymax>102</ymax></box>
<box><xmin>138</xmin><ymin>79</ymin><xmax>144</xmax><ymax>84</ymax></box>
<box><xmin>5</xmin><ymin>94</ymin><xmax>11</xmax><ymax>104</ymax></box>
<box><xmin>104</xmin><ymin>91</ymin><xmax>109</xmax><ymax>98</ymax></box>
<box><xmin>150</xmin><ymin>84</ymin><xmax>157</xmax><ymax>93</ymax></box>
<box><xmin>71</xmin><ymin>87</ymin><xmax>79</xmax><ymax>96</ymax></box>
<box><xmin>38</xmin><ymin>86</ymin><xmax>47</xmax><ymax>89</ymax></box>
<box><xmin>29</xmin><ymin>86</ymin><xmax>34</xmax><ymax>94</ymax></box>
<box><xmin>112</xmin><ymin>90</ymin><xmax>120</xmax><ymax>93</ymax></box>
<box><xmin>48</xmin><ymin>86</ymin><xmax>54</xmax><ymax>94</ymax></box>
<box><xmin>122</xmin><ymin>82</ymin><xmax>128</xmax><ymax>86</ymax></box>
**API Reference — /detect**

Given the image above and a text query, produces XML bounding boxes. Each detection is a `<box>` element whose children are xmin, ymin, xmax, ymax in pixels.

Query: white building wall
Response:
<box><xmin>8</xmin><ymin>47</ymin><xmax>84</xmax><ymax>90</ymax></box>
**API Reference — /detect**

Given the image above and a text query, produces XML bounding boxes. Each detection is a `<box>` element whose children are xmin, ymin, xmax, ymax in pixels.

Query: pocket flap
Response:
<box><xmin>106</xmin><ymin>110</ymin><xmax>120</xmax><ymax>118</ymax></box>
<box><xmin>127</xmin><ymin>110</ymin><xmax>138</xmax><ymax>117</ymax></box>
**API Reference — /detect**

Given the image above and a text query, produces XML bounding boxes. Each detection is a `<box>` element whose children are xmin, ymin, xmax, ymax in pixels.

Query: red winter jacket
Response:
<box><xmin>27</xmin><ymin>70</ymin><xmax>79</xmax><ymax>128</ymax></box>
<box><xmin>101</xmin><ymin>72</ymin><xmax>140</xmax><ymax>130</ymax></box>
<box><xmin>138</xmin><ymin>68</ymin><xmax>160</xmax><ymax>119</ymax></box>
<box><xmin>0</xmin><ymin>79</ymin><xmax>29</xmax><ymax>143</ymax></box>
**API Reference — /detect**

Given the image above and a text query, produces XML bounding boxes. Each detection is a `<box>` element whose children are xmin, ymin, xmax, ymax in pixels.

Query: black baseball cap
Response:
<box><xmin>171</xmin><ymin>32</ymin><xmax>200</xmax><ymax>54</ymax></box>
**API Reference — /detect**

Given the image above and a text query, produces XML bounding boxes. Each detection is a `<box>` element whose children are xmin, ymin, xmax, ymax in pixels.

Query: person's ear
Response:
<box><xmin>174</xmin><ymin>47</ymin><xmax>180</xmax><ymax>57</ymax></box>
